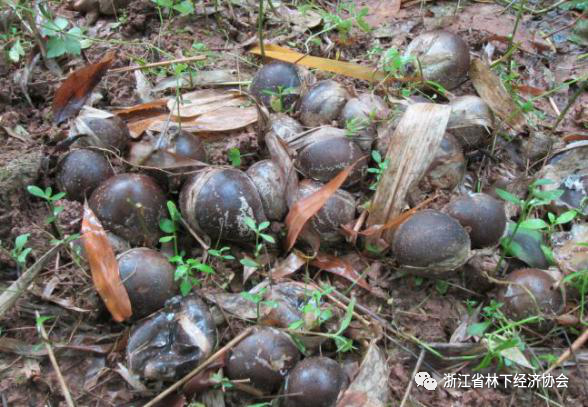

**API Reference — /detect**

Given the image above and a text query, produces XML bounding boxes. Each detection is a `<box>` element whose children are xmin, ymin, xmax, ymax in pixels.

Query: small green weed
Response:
<box><xmin>367</xmin><ymin>150</ymin><xmax>389</xmax><ymax>191</ymax></box>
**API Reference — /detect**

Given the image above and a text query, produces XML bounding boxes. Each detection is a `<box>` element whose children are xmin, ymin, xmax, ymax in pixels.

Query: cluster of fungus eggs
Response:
<box><xmin>52</xmin><ymin>27</ymin><xmax>569</xmax><ymax>395</ymax></box>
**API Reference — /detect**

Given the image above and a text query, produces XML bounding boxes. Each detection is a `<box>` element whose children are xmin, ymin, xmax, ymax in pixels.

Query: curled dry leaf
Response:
<box><xmin>81</xmin><ymin>202</ymin><xmax>132</xmax><ymax>322</ymax></box>
<box><xmin>168</xmin><ymin>89</ymin><xmax>244</xmax><ymax>119</ymax></box>
<box><xmin>271</xmin><ymin>250</ymin><xmax>307</xmax><ymax>280</ymax></box>
<box><xmin>311</xmin><ymin>253</ymin><xmax>373</xmax><ymax>294</ymax></box>
<box><xmin>285</xmin><ymin>162</ymin><xmax>358</xmax><ymax>251</ymax></box>
<box><xmin>337</xmin><ymin>342</ymin><xmax>390</xmax><ymax>407</ymax></box>
<box><xmin>470</xmin><ymin>59</ymin><xmax>525</xmax><ymax>132</ymax></box>
<box><xmin>53</xmin><ymin>51</ymin><xmax>116</xmax><ymax>124</ymax></box>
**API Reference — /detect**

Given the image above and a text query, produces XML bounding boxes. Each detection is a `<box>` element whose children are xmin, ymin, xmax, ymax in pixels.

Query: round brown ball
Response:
<box><xmin>89</xmin><ymin>173</ymin><xmax>166</xmax><ymax>246</ymax></box>
<box><xmin>226</xmin><ymin>327</ymin><xmax>300</xmax><ymax>393</ymax></box>
<box><xmin>444</xmin><ymin>193</ymin><xmax>506</xmax><ymax>248</ymax></box>
<box><xmin>498</xmin><ymin>268</ymin><xmax>564</xmax><ymax>326</ymax></box>
<box><xmin>57</xmin><ymin>149</ymin><xmax>114</xmax><ymax>202</ymax></box>
<box><xmin>118</xmin><ymin>248</ymin><xmax>178</xmax><ymax>318</ymax></box>
<box><xmin>393</xmin><ymin>210</ymin><xmax>471</xmax><ymax>276</ymax></box>
<box><xmin>404</xmin><ymin>30</ymin><xmax>470</xmax><ymax>90</ymax></box>
<box><xmin>179</xmin><ymin>168</ymin><xmax>267</xmax><ymax>242</ymax></box>
<box><xmin>299</xmin><ymin>80</ymin><xmax>350</xmax><ymax>127</ymax></box>
<box><xmin>250</xmin><ymin>62</ymin><xmax>302</xmax><ymax>112</ymax></box>
<box><xmin>295</xmin><ymin>127</ymin><xmax>366</xmax><ymax>186</ymax></box>
<box><xmin>284</xmin><ymin>357</ymin><xmax>347</xmax><ymax>407</ymax></box>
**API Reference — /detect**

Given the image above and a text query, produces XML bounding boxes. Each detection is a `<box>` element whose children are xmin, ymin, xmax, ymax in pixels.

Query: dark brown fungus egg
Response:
<box><xmin>393</xmin><ymin>210</ymin><xmax>471</xmax><ymax>276</ymax></box>
<box><xmin>73</xmin><ymin>110</ymin><xmax>130</xmax><ymax>153</ymax></box>
<box><xmin>296</xmin><ymin>180</ymin><xmax>356</xmax><ymax>244</ymax></box>
<box><xmin>57</xmin><ymin>149</ymin><xmax>114</xmax><ymax>202</ymax></box>
<box><xmin>299</xmin><ymin>80</ymin><xmax>350</xmax><ymax>127</ymax></box>
<box><xmin>338</xmin><ymin>93</ymin><xmax>389</xmax><ymax>151</ymax></box>
<box><xmin>404</xmin><ymin>30</ymin><xmax>470</xmax><ymax>90</ymax></box>
<box><xmin>226</xmin><ymin>327</ymin><xmax>300</xmax><ymax>393</ymax></box>
<box><xmin>284</xmin><ymin>357</ymin><xmax>347</xmax><ymax>407</ymax></box>
<box><xmin>444</xmin><ymin>193</ymin><xmax>506</xmax><ymax>249</ymax></box>
<box><xmin>250</xmin><ymin>62</ymin><xmax>302</xmax><ymax>112</ymax></box>
<box><xmin>117</xmin><ymin>248</ymin><xmax>178</xmax><ymax>319</ymax></box>
<box><xmin>498</xmin><ymin>268</ymin><xmax>564</xmax><ymax>328</ymax></box>
<box><xmin>89</xmin><ymin>173</ymin><xmax>166</xmax><ymax>247</ymax></box>
<box><xmin>127</xmin><ymin>295</ymin><xmax>216</xmax><ymax>381</ymax></box>
<box><xmin>421</xmin><ymin>133</ymin><xmax>466</xmax><ymax>192</ymax></box>
<box><xmin>179</xmin><ymin>168</ymin><xmax>267</xmax><ymax>242</ymax></box>
<box><xmin>447</xmin><ymin>96</ymin><xmax>494</xmax><ymax>148</ymax></box>
<box><xmin>246</xmin><ymin>160</ymin><xmax>287</xmax><ymax>221</ymax></box>
<box><xmin>292</xmin><ymin>127</ymin><xmax>366</xmax><ymax>186</ymax></box>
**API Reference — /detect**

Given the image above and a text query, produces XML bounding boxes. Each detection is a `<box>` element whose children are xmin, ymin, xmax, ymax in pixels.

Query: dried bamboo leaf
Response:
<box><xmin>250</xmin><ymin>44</ymin><xmax>387</xmax><ymax>82</ymax></box>
<box><xmin>367</xmin><ymin>103</ymin><xmax>451</xmax><ymax>243</ymax></box>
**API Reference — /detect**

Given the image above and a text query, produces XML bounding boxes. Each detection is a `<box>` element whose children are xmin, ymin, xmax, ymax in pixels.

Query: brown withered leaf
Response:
<box><xmin>470</xmin><ymin>59</ymin><xmax>525</xmax><ymax>132</ymax></box>
<box><xmin>337</xmin><ymin>342</ymin><xmax>390</xmax><ymax>407</ymax></box>
<box><xmin>53</xmin><ymin>51</ymin><xmax>116</xmax><ymax>124</ymax></box>
<box><xmin>271</xmin><ymin>251</ymin><xmax>307</xmax><ymax>280</ymax></box>
<box><xmin>285</xmin><ymin>163</ymin><xmax>357</xmax><ymax>251</ymax></box>
<box><xmin>81</xmin><ymin>202</ymin><xmax>132</xmax><ymax>322</ymax></box>
<box><xmin>169</xmin><ymin>89</ymin><xmax>245</xmax><ymax>119</ymax></box>
<box><xmin>114</xmin><ymin>99</ymin><xmax>169</xmax><ymax>121</ymax></box>
<box><xmin>310</xmin><ymin>253</ymin><xmax>373</xmax><ymax>293</ymax></box>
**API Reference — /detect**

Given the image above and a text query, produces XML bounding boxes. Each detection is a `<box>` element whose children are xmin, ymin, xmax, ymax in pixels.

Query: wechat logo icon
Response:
<box><xmin>415</xmin><ymin>372</ymin><xmax>437</xmax><ymax>391</ymax></box>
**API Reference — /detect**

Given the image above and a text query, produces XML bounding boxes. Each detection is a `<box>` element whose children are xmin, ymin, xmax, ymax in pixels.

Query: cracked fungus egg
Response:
<box><xmin>179</xmin><ymin>168</ymin><xmax>267</xmax><ymax>242</ymax></box>
<box><xmin>226</xmin><ymin>327</ymin><xmax>300</xmax><ymax>393</ymax></box>
<box><xmin>127</xmin><ymin>295</ymin><xmax>216</xmax><ymax>381</ymax></box>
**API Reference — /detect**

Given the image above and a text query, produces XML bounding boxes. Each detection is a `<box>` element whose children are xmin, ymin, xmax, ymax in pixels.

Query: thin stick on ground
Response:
<box><xmin>399</xmin><ymin>348</ymin><xmax>425</xmax><ymax>407</ymax></box>
<box><xmin>144</xmin><ymin>327</ymin><xmax>253</xmax><ymax>407</ymax></box>
<box><xmin>545</xmin><ymin>326</ymin><xmax>588</xmax><ymax>376</ymax></box>
<box><xmin>108</xmin><ymin>55</ymin><xmax>207</xmax><ymax>74</ymax></box>
<box><xmin>36</xmin><ymin>311</ymin><xmax>76</xmax><ymax>407</ymax></box>
<box><xmin>0</xmin><ymin>244</ymin><xmax>62</xmax><ymax>318</ymax></box>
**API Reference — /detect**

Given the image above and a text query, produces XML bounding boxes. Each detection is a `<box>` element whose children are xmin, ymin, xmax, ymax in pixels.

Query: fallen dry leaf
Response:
<box><xmin>53</xmin><ymin>51</ymin><xmax>116</xmax><ymax>124</ymax></box>
<box><xmin>114</xmin><ymin>99</ymin><xmax>169</xmax><ymax>121</ymax></box>
<box><xmin>169</xmin><ymin>89</ymin><xmax>244</xmax><ymax>119</ymax></box>
<box><xmin>310</xmin><ymin>253</ymin><xmax>372</xmax><ymax>293</ymax></box>
<box><xmin>271</xmin><ymin>251</ymin><xmax>307</xmax><ymax>280</ymax></box>
<box><xmin>337</xmin><ymin>342</ymin><xmax>390</xmax><ymax>407</ymax></box>
<box><xmin>250</xmin><ymin>44</ymin><xmax>387</xmax><ymax>82</ymax></box>
<box><xmin>285</xmin><ymin>162</ymin><xmax>357</xmax><ymax>251</ymax></box>
<box><xmin>81</xmin><ymin>202</ymin><xmax>132</xmax><ymax>322</ymax></box>
<box><xmin>470</xmin><ymin>59</ymin><xmax>526</xmax><ymax>132</ymax></box>
<box><xmin>367</xmin><ymin>103</ymin><xmax>451</xmax><ymax>243</ymax></box>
